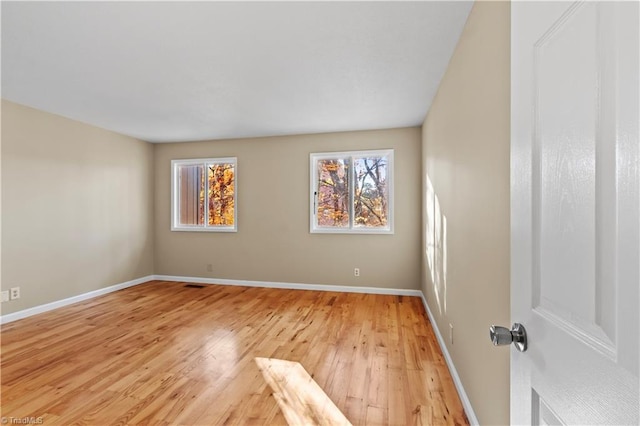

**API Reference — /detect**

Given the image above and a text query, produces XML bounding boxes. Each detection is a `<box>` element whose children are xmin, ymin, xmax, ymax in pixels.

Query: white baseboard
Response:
<box><xmin>0</xmin><ymin>275</ymin><xmax>154</xmax><ymax>325</ymax></box>
<box><xmin>154</xmin><ymin>275</ymin><xmax>423</xmax><ymax>297</ymax></box>
<box><xmin>419</xmin><ymin>292</ymin><xmax>479</xmax><ymax>425</ymax></box>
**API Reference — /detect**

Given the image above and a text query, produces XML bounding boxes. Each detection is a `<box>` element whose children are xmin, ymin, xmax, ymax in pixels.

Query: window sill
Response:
<box><xmin>310</xmin><ymin>227</ymin><xmax>393</xmax><ymax>235</ymax></box>
<box><xmin>171</xmin><ymin>226</ymin><xmax>237</xmax><ymax>233</ymax></box>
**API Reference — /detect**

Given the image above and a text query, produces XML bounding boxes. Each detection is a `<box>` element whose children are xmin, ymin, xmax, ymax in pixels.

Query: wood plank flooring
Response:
<box><xmin>0</xmin><ymin>281</ymin><xmax>469</xmax><ymax>425</ymax></box>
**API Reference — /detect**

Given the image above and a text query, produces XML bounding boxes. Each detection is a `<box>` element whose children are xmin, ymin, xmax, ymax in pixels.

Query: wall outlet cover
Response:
<box><xmin>10</xmin><ymin>287</ymin><xmax>20</xmax><ymax>300</ymax></box>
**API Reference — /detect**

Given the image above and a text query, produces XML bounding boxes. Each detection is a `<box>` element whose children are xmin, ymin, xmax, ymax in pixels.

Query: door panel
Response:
<box><xmin>533</xmin><ymin>0</ymin><xmax>615</xmax><ymax>358</ymax></box>
<box><xmin>532</xmin><ymin>390</ymin><xmax>564</xmax><ymax>426</ymax></box>
<box><xmin>511</xmin><ymin>1</ymin><xmax>639</xmax><ymax>424</ymax></box>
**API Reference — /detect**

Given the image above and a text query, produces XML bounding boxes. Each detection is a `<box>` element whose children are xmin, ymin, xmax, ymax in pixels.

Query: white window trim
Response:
<box><xmin>310</xmin><ymin>149</ymin><xmax>394</xmax><ymax>234</ymax></box>
<box><xmin>171</xmin><ymin>157</ymin><xmax>238</xmax><ymax>232</ymax></box>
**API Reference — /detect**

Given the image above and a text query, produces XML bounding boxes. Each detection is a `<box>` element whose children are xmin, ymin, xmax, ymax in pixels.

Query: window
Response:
<box><xmin>310</xmin><ymin>149</ymin><xmax>393</xmax><ymax>234</ymax></box>
<box><xmin>171</xmin><ymin>158</ymin><xmax>237</xmax><ymax>232</ymax></box>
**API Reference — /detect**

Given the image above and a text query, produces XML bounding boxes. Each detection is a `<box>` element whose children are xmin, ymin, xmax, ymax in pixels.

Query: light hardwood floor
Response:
<box><xmin>1</xmin><ymin>281</ymin><xmax>469</xmax><ymax>425</ymax></box>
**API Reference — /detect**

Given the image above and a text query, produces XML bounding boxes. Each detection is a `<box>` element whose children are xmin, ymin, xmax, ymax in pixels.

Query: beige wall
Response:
<box><xmin>1</xmin><ymin>100</ymin><xmax>155</xmax><ymax>314</ymax></box>
<box><xmin>421</xmin><ymin>2</ymin><xmax>511</xmax><ymax>425</ymax></box>
<box><xmin>154</xmin><ymin>128</ymin><xmax>422</xmax><ymax>289</ymax></box>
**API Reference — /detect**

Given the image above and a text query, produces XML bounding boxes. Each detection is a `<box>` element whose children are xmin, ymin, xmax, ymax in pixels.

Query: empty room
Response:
<box><xmin>1</xmin><ymin>1</ymin><xmax>638</xmax><ymax>425</ymax></box>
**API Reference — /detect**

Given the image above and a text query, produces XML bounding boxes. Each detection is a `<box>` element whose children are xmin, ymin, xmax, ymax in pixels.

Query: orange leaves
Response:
<box><xmin>316</xmin><ymin>158</ymin><xmax>350</xmax><ymax>227</ymax></box>
<box><xmin>223</xmin><ymin>168</ymin><xmax>233</xmax><ymax>185</ymax></box>
<box><xmin>208</xmin><ymin>163</ymin><xmax>235</xmax><ymax>226</ymax></box>
<box><xmin>324</xmin><ymin>163</ymin><xmax>339</xmax><ymax>172</ymax></box>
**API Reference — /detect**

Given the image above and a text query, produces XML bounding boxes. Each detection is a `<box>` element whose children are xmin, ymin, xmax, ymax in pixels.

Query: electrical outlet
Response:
<box><xmin>10</xmin><ymin>287</ymin><xmax>20</xmax><ymax>300</ymax></box>
<box><xmin>449</xmin><ymin>323</ymin><xmax>454</xmax><ymax>345</ymax></box>
<box><xmin>206</xmin><ymin>264</ymin><xmax>213</xmax><ymax>272</ymax></box>
<box><xmin>1</xmin><ymin>291</ymin><xmax>9</xmax><ymax>303</ymax></box>
<box><xmin>354</xmin><ymin>268</ymin><xmax>360</xmax><ymax>277</ymax></box>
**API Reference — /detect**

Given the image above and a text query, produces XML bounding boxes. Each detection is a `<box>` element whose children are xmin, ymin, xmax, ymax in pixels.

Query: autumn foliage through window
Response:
<box><xmin>311</xmin><ymin>150</ymin><xmax>393</xmax><ymax>233</ymax></box>
<box><xmin>172</xmin><ymin>158</ymin><xmax>237</xmax><ymax>232</ymax></box>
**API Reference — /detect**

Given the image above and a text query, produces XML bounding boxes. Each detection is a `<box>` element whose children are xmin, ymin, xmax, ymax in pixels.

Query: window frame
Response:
<box><xmin>171</xmin><ymin>157</ymin><xmax>238</xmax><ymax>232</ymax></box>
<box><xmin>310</xmin><ymin>149</ymin><xmax>394</xmax><ymax>234</ymax></box>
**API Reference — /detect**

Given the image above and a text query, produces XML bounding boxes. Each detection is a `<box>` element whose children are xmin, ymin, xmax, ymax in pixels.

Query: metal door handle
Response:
<box><xmin>489</xmin><ymin>323</ymin><xmax>527</xmax><ymax>352</ymax></box>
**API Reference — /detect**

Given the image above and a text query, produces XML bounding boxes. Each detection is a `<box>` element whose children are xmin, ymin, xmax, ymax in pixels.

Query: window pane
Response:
<box><xmin>178</xmin><ymin>164</ymin><xmax>205</xmax><ymax>226</ymax></box>
<box><xmin>316</xmin><ymin>158</ymin><xmax>350</xmax><ymax>227</ymax></box>
<box><xmin>353</xmin><ymin>156</ymin><xmax>388</xmax><ymax>228</ymax></box>
<box><xmin>208</xmin><ymin>163</ymin><xmax>235</xmax><ymax>226</ymax></box>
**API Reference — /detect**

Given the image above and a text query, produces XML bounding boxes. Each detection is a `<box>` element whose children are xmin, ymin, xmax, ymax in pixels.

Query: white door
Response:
<box><xmin>511</xmin><ymin>1</ymin><xmax>639</xmax><ymax>425</ymax></box>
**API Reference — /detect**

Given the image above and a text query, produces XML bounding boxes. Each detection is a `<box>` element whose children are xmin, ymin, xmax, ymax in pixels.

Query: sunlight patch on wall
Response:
<box><xmin>426</xmin><ymin>175</ymin><xmax>436</xmax><ymax>284</ymax></box>
<box><xmin>425</xmin><ymin>174</ymin><xmax>448</xmax><ymax>317</ymax></box>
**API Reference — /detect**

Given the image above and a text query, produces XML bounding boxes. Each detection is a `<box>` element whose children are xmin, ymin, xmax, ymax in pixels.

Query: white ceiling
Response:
<box><xmin>2</xmin><ymin>1</ymin><xmax>473</xmax><ymax>143</ymax></box>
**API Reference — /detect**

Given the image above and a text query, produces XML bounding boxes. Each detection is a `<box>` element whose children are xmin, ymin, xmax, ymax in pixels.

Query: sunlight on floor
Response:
<box><xmin>204</xmin><ymin>328</ymin><xmax>239</xmax><ymax>378</ymax></box>
<box><xmin>255</xmin><ymin>357</ymin><xmax>352</xmax><ymax>426</ymax></box>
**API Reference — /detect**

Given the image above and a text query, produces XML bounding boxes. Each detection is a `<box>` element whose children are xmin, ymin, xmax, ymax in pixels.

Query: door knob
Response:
<box><xmin>489</xmin><ymin>323</ymin><xmax>527</xmax><ymax>352</ymax></box>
